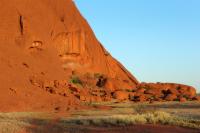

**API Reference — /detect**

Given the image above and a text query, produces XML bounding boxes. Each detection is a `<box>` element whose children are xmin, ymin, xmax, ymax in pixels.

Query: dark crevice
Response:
<box><xmin>51</xmin><ymin>30</ymin><xmax>54</xmax><ymax>37</ymax></box>
<box><xmin>19</xmin><ymin>15</ymin><xmax>24</xmax><ymax>35</ymax></box>
<box><xmin>60</xmin><ymin>16</ymin><xmax>65</xmax><ymax>22</ymax></box>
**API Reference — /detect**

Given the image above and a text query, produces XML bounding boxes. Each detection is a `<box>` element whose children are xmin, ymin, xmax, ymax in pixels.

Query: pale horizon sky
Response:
<box><xmin>74</xmin><ymin>0</ymin><xmax>200</xmax><ymax>92</ymax></box>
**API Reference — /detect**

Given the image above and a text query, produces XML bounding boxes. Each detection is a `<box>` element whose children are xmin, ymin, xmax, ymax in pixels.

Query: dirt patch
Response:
<box><xmin>24</xmin><ymin>124</ymin><xmax>200</xmax><ymax>133</ymax></box>
<box><xmin>74</xmin><ymin>124</ymin><xmax>200</xmax><ymax>133</ymax></box>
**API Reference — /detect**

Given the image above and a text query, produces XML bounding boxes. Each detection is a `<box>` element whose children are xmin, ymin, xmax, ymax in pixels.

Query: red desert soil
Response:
<box><xmin>77</xmin><ymin>125</ymin><xmax>200</xmax><ymax>133</ymax></box>
<box><xmin>20</xmin><ymin>124</ymin><xmax>200</xmax><ymax>133</ymax></box>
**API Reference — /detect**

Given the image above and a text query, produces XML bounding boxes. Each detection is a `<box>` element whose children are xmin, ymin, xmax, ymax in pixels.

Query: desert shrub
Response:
<box><xmin>134</xmin><ymin>104</ymin><xmax>159</xmax><ymax>114</ymax></box>
<box><xmin>64</xmin><ymin>111</ymin><xmax>200</xmax><ymax>129</ymax></box>
<box><xmin>143</xmin><ymin>111</ymin><xmax>171</xmax><ymax>124</ymax></box>
<box><xmin>110</xmin><ymin>115</ymin><xmax>147</xmax><ymax>125</ymax></box>
<box><xmin>0</xmin><ymin>113</ymin><xmax>31</xmax><ymax>133</ymax></box>
<box><xmin>125</xmin><ymin>89</ymin><xmax>134</xmax><ymax>92</ymax></box>
<box><xmin>134</xmin><ymin>105</ymin><xmax>148</xmax><ymax>114</ymax></box>
<box><xmin>70</xmin><ymin>75</ymin><xmax>82</xmax><ymax>85</ymax></box>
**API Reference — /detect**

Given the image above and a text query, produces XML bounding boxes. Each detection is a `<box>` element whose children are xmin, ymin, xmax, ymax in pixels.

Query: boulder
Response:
<box><xmin>165</xmin><ymin>94</ymin><xmax>177</xmax><ymax>101</ymax></box>
<box><xmin>168</xmin><ymin>88</ymin><xmax>179</xmax><ymax>95</ymax></box>
<box><xmin>134</xmin><ymin>95</ymin><xmax>147</xmax><ymax>102</ymax></box>
<box><xmin>178</xmin><ymin>86</ymin><xmax>196</xmax><ymax>99</ymax></box>
<box><xmin>113</xmin><ymin>91</ymin><xmax>129</xmax><ymax>100</ymax></box>
<box><xmin>104</xmin><ymin>79</ymin><xmax>116</xmax><ymax>92</ymax></box>
<box><xmin>145</xmin><ymin>88</ymin><xmax>164</xmax><ymax>98</ymax></box>
<box><xmin>137</xmin><ymin>83</ymin><xmax>197</xmax><ymax>102</ymax></box>
<box><xmin>43</xmin><ymin>80</ymin><xmax>55</xmax><ymax>89</ymax></box>
<box><xmin>69</xmin><ymin>86</ymin><xmax>80</xmax><ymax>93</ymax></box>
<box><xmin>179</xmin><ymin>97</ymin><xmax>187</xmax><ymax>102</ymax></box>
<box><xmin>193</xmin><ymin>96</ymin><xmax>200</xmax><ymax>102</ymax></box>
<box><xmin>136</xmin><ymin>88</ymin><xmax>146</xmax><ymax>93</ymax></box>
<box><xmin>91</xmin><ymin>96</ymin><xmax>102</xmax><ymax>102</ymax></box>
<box><xmin>129</xmin><ymin>92</ymin><xmax>136</xmax><ymax>101</ymax></box>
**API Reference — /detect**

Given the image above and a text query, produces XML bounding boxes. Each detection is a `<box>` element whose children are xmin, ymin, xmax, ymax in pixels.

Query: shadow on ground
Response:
<box><xmin>24</xmin><ymin>118</ymin><xmax>89</xmax><ymax>133</ymax></box>
<box><xmin>24</xmin><ymin>118</ymin><xmax>200</xmax><ymax>133</ymax></box>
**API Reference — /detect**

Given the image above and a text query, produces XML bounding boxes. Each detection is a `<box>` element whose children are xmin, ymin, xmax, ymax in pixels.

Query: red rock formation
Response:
<box><xmin>136</xmin><ymin>83</ymin><xmax>198</xmax><ymax>102</ymax></box>
<box><xmin>193</xmin><ymin>96</ymin><xmax>200</xmax><ymax>102</ymax></box>
<box><xmin>113</xmin><ymin>91</ymin><xmax>129</xmax><ymax>101</ymax></box>
<box><xmin>0</xmin><ymin>0</ymin><xmax>198</xmax><ymax>112</ymax></box>
<box><xmin>179</xmin><ymin>97</ymin><xmax>187</xmax><ymax>102</ymax></box>
<box><xmin>0</xmin><ymin>0</ymin><xmax>138</xmax><ymax>111</ymax></box>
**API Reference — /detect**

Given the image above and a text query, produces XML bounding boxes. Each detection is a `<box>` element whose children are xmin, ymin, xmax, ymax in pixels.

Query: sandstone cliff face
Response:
<box><xmin>0</xmin><ymin>0</ymin><xmax>138</xmax><ymax>111</ymax></box>
<box><xmin>49</xmin><ymin>0</ymin><xmax>139</xmax><ymax>88</ymax></box>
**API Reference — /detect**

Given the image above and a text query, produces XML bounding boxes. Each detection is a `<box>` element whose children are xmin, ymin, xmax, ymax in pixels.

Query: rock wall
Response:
<box><xmin>0</xmin><ymin>0</ymin><xmax>139</xmax><ymax>111</ymax></box>
<box><xmin>53</xmin><ymin>30</ymin><xmax>86</xmax><ymax>56</ymax></box>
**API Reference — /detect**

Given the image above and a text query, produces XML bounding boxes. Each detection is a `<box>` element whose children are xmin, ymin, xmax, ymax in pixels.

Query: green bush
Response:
<box><xmin>70</xmin><ymin>75</ymin><xmax>82</xmax><ymax>85</ymax></box>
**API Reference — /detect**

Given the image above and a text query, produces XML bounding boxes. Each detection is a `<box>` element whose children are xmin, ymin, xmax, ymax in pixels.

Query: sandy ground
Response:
<box><xmin>1</xmin><ymin>101</ymin><xmax>200</xmax><ymax>133</ymax></box>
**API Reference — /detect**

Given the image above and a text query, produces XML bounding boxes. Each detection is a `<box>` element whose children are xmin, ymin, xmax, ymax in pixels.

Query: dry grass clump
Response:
<box><xmin>133</xmin><ymin>104</ymin><xmax>159</xmax><ymax>114</ymax></box>
<box><xmin>0</xmin><ymin>119</ymin><xmax>28</xmax><ymax>133</ymax></box>
<box><xmin>0</xmin><ymin>112</ymin><xmax>50</xmax><ymax>133</ymax></box>
<box><xmin>64</xmin><ymin>111</ymin><xmax>200</xmax><ymax>129</ymax></box>
<box><xmin>0</xmin><ymin>113</ymin><xmax>31</xmax><ymax>133</ymax></box>
<box><xmin>68</xmin><ymin>103</ymin><xmax>200</xmax><ymax>129</ymax></box>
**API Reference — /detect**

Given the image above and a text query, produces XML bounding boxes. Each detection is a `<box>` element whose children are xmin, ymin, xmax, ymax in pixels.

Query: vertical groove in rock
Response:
<box><xmin>19</xmin><ymin>15</ymin><xmax>23</xmax><ymax>35</ymax></box>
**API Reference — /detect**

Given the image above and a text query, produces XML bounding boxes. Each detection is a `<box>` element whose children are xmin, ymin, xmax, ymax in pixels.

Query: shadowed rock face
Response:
<box><xmin>0</xmin><ymin>0</ymin><xmax>138</xmax><ymax>111</ymax></box>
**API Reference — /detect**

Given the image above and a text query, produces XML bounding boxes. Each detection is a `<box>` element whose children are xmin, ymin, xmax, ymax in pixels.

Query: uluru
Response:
<box><xmin>0</xmin><ymin>0</ymin><xmax>200</xmax><ymax>133</ymax></box>
<box><xmin>0</xmin><ymin>0</ymin><xmax>139</xmax><ymax>111</ymax></box>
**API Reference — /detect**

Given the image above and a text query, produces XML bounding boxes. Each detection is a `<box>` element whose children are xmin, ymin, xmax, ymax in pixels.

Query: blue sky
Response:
<box><xmin>74</xmin><ymin>0</ymin><xmax>200</xmax><ymax>92</ymax></box>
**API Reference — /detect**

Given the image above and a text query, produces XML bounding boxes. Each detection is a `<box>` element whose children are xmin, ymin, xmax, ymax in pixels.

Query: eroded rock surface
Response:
<box><xmin>0</xmin><ymin>0</ymin><xmax>198</xmax><ymax>112</ymax></box>
<box><xmin>0</xmin><ymin>0</ymin><xmax>138</xmax><ymax>111</ymax></box>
